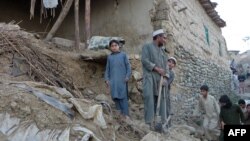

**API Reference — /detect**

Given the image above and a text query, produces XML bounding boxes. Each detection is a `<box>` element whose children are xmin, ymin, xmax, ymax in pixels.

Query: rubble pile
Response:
<box><xmin>0</xmin><ymin>23</ymin><xmax>202</xmax><ymax>141</ymax></box>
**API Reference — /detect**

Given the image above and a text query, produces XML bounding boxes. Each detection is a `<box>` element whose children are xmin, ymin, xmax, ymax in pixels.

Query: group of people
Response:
<box><xmin>195</xmin><ymin>84</ymin><xmax>250</xmax><ymax>141</ymax></box>
<box><xmin>230</xmin><ymin>59</ymin><xmax>249</xmax><ymax>94</ymax></box>
<box><xmin>103</xmin><ymin>28</ymin><xmax>250</xmax><ymax>141</ymax></box>
<box><xmin>104</xmin><ymin>29</ymin><xmax>176</xmax><ymax>128</ymax></box>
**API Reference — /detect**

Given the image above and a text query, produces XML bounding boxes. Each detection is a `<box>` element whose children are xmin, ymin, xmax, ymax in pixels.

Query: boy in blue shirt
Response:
<box><xmin>104</xmin><ymin>39</ymin><xmax>131</xmax><ymax>119</ymax></box>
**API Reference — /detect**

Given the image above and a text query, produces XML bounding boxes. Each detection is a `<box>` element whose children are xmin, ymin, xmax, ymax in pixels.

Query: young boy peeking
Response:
<box><xmin>104</xmin><ymin>39</ymin><xmax>131</xmax><ymax>120</ymax></box>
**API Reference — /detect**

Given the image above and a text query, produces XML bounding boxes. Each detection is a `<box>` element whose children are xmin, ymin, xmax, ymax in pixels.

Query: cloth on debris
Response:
<box><xmin>13</xmin><ymin>83</ymin><xmax>75</xmax><ymax>119</ymax></box>
<box><xmin>88</xmin><ymin>36</ymin><xmax>125</xmax><ymax>50</ymax></box>
<box><xmin>73</xmin><ymin>124</ymin><xmax>101</xmax><ymax>141</ymax></box>
<box><xmin>43</xmin><ymin>0</ymin><xmax>58</xmax><ymax>8</ymax></box>
<box><xmin>0</xmin><ymin>113</ymin><xmax>70</xmax><ymax>141</ymax></box>
<box><xmin>69</xmin><ymin>98</ymin><xmax>107</xmax><ymax>129</ymax></box>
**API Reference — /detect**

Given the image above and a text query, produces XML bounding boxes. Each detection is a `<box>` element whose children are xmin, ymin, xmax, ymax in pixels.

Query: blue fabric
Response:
<box><xmin>104</xmin><ymin>51</ymin><xmax>131</xmax><ymax>100</ymax></box>
<box><xmin>113</xmin><ymin>98</ymin><xmax>129</xmax><ymax>116</ymax></box>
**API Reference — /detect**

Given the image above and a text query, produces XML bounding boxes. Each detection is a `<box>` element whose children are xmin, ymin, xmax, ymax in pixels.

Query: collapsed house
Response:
<box><xmin>0</xmin><ymin>0</ymin><xmax>232</xmax><ymax>137</ymax></box>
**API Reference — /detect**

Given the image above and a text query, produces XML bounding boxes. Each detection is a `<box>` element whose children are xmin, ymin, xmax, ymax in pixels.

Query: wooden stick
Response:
<box><xmin>85</xmin><ymin>0</ymin><xmax>91</xmax><ymax>45</ymax></box>
<box><xmin>45</xmin><ymin>0</ymin><xmax>74</xmax><ymax>41</ymax></box>
<box><xmin>30</xmin><ymin>0</ymin><xmax>36</xmax><ymax>20</ymax></box>
<box><xmin>74</xmin><ymin>0</ymin><xmax>80</xmax><ymax>51</ymax></box>
<box><xmin>1</xmin><ymin>33</ymin><xmax>57</xmax><ymax>86</ymax></box>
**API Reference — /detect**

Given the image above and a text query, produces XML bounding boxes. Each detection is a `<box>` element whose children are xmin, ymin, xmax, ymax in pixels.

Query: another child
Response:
<box><xmin>238</xmin><ymin>99</ymin><xmax>247</xmax><ymax>124</ymax></box>
<box><xmin>195</xmin><ymin>85</ymin><xmax>220</xmax><ymax>141</ymax></box>
<box><xmin>219</xmin><ymin>95</ymin><xmax>245</xmax><ymax>141</ymax></box>
<box><xmin>167</xmin><ymin>57</ymin><xmax>176</xmax><ymax>90</ymax></box>
<box><xmin>104</xmin><ymin>39</ymin><xmax>131</xmax><ymax>119</ymax></box>
<box><xmin>238</xmin><ymin>70</ymin><xmax>246</xmax><ymax>94</ymax></box>
<box><xmin>238</xmin><ymin>99</ymin><xmax>247</xmax><ymax>113</ymax></box>
<box><xmin>245</xmin><ymin>104</ymin><xmax>250</xmax><ymax>125</ymax></box>
<box><xmin>164</xmin><ymin>57</ymin><xmax>176</xmax><ymax>126</ymax></box>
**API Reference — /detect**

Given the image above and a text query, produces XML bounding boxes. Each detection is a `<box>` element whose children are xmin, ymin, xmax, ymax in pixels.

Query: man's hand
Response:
<box><xmin>220</xmin><ymin>121</ymin><xmax>225</xmax><ymax>130</ymax></box>
<box><xmin>154</xmin><ymin>66</ymin><xmax>165</xmax><ymax>76</ymax></box>
<box><xmin>105</xmin><ymin>81</ymin><xmax>110</xmax><ymax>87</ymax></box>
<box><xmin>124</xmin><ymin>77</ymin><xmax>129</xmax><ymax>83</ymax></box>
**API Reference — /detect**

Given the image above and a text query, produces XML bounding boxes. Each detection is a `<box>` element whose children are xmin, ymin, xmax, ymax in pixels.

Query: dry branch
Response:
<box><xmin>0</xmin><ymin>25</ymin><xmax>81</xmax><ymax>98</ymax></box>
<box><xmin>74</xmin><ymin>0</ymin><xmax>80</xmax><ymax>50</ymax></box>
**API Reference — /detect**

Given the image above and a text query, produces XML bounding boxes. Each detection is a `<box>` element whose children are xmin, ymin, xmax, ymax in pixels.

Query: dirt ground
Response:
<box><xmin>0</xmin><ymin>23</ymin><xmax>204</xmax><ymax>141</ymax></box>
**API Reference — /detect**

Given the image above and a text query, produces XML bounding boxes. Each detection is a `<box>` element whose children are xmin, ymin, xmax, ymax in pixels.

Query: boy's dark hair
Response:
<box><xmin>200</xmin><ymin>85</ymin><xmax>209</xmax><ymax>91</ymax></box>
<box><xmin>109</xmin><ymin>39</ymin><xmax>120</xmax><ymax>47</ymax></box>
<box><xmin>247</xmin><ymin>104</ymin><xmax>250</xmax><ymax>107</ymax></box>
<box><xmin>238</xmin><ymin>99</ymin><xmax>246</xmax><ymax>105</ymax></box>
<box><xmin>219</xmin><ymin>94</ymin><xmax>232</xmax><ymax>109</ymax></box>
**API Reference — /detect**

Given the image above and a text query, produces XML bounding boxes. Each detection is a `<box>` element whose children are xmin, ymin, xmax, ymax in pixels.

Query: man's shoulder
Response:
<box><xmin>208</xmin><ymin>94</ymin><xmax>216</xmax><ymax>100</ymax></box>
<box><xmin>142</xmin><ymin>42</ymin><xmax>153</xmax><ymax>48</ymax></box>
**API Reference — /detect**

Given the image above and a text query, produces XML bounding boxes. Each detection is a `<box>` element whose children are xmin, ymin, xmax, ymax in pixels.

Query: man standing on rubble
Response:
<box><xmin>141</xmin><ymin>29</ymin><xmax>170</xmax><ymax>129</ymax></box>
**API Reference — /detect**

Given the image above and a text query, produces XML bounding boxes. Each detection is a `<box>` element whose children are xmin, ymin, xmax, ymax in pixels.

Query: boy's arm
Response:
<box><xmin>237</xmin><ymin>105</ymin><xmax>245</xmax><ymax>123</ymax></box>
<box><xmin>213</xmin><ymin>97</ymin><xmax>220</xmax><ymax>116</ymax></box>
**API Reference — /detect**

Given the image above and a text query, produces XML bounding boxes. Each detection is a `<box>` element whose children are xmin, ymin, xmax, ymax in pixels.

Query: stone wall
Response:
<box><xmin>171</xmin><ymin>45</ymin><xmax>232</xmax><ymax>123</ymax></box>
<box><xmin>151</xmin><ymin>0</ymin><xmax>232</xmax><ymax>123</ymax></box>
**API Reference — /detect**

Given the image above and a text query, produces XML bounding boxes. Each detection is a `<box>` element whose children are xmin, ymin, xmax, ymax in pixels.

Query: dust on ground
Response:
<box><xmin>0</xmin><ymin>23</ymin><xmax>203</xmax><ymax>141</ymax></box>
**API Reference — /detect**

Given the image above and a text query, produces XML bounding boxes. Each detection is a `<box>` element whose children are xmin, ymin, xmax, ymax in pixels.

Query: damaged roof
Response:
<box><xmin>199</xmin><ymin>0</ymin><xmax>226</xmax><ymax>28</ymax></box>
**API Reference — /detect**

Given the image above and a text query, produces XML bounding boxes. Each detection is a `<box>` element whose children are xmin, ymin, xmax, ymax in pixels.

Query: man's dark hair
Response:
<box><xmin>238</xmin><ymin>99</ymin><xmax>246</xmax><ymax>105</ymax></box>
<box><xmin>247</xmin><ymin>104</ymin><xmax>250</xmax><ymax>107</ymax></box>
<box><xmin>109</xmin><ymin>39</ymin><xmax>120</xmax><ymax>47</ymax></box>
<box><xmin>200</xmin><ymin>85</ymin><xmax>209</xmax><ymax>91</ymax></box>
<box><xmin>219</xmin><ymin>94</ymin><xmax>232</xmax><ymax>109</ymax></box>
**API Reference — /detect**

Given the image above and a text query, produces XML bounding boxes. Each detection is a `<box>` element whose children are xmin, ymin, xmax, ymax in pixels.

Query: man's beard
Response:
<box><xmin>158</xmin><ymin>43</ymin><xmax>164</xmax><ymax>47</ymax></box>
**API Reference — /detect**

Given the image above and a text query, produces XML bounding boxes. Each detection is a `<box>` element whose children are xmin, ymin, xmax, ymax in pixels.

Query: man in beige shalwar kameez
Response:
<box><xmin>195</xmin><ymin>85</ymin><xmax>220</xmax><ymax>141</ymax></box>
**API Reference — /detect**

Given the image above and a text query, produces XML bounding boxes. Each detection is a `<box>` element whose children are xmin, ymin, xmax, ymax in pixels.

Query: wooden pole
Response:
<box><xmin>74</xmin><ymin>0</ymin><xmax>80</xmax><ymax>50</ymax></box>
<box><xmin>45</xmin><ymin>0</ymin><xmax>74</xmax><ymax>41</ymax></box>
<box><xmin>85</xmin><ymin>0</ymin><xmax>91</xmax><ymax>45</ymax></box>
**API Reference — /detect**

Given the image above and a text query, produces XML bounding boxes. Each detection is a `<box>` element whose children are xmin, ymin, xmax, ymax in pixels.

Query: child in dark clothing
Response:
<box><xmin>219</xmin><ymin>95</ymin><xmax>245</xmax><ymax>141</ymax></box>
<box><xmin>238</xmin><ymin>73</ymin><xmax>246</xmax><ymax>94</ymax></box>
<box><xmin>245</xmin><ymin>104</ymin><xmax>250</xmax><ymax>125</ymax></box>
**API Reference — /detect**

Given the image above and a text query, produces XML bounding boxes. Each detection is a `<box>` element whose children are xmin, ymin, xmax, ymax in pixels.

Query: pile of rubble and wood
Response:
<box><xmin>0</xmin><ymin>23</ymin><xmax>204</xmax><ymax>141</ymax></box>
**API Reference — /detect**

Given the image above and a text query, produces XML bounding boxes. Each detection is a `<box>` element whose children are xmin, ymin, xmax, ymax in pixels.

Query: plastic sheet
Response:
<box><xmin>73</xmin><ymin>124</ymin><xmax>101</xmax><ymax>141</ymax></box>
<box><xmin>69</xmin><ymin>98</ymin><xmax>107</xmax><ymax>129</ymax></box>
<box><xmin>14</xmin><ymin>83</ymin><xmax>75</xmax><ymax>119</ymax></box>
<box><xmin>88</xmin><ymin>36</ymin><xmax>125</xmax><ymax>50</ymax></box>
<box><xmin>0</xmin><ymin>113</ymin><xmax>70</xmax><ymax>141</ymax></box>
<box><xmin>43</xmin><ymin>0</ymin><xmax>58</xmax><ymax>8</ymax></box>
<box><xmin>0</xmin><ymin>113</ymin><xmax>20</xmax><ymax>136</ymax></box>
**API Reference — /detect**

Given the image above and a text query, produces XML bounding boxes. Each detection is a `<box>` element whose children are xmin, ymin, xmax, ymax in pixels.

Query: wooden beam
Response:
<box><xmin>45</xmin><ymin>0</ymin><xmax>74</xmax><ymax>41</ymax></box>
<box><xmin>30</xmin><ymin>0</ymin><xmax>36</xmax><ymax>19</ymax></box>
<box><xmin>74</xmin><ymin>0</ymin><xmax>80</xmax><ymax>50</ymax></box>
<box><xmin>85</xmin><ymin>0</ymin><xmax>91</xmax><ymax>45</ymax></box>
